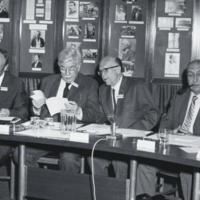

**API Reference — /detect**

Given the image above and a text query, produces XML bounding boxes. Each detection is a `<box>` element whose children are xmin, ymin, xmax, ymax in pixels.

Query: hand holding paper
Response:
<box><xmin>65</xmin><ymin>101</ymin><xmax>79</xmax><ymax>113</ymax></box>
<box><xmin>30</xmin><ymin>90</ymin><xmax>46</xmax><ymax>109</ymax></box>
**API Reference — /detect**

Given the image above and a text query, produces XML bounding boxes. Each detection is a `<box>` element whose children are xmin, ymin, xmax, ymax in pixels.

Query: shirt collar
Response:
<box><xmin>0</xmin><ymin>72</ymin><xmax>5</xmax><ymax>87</ymax></box>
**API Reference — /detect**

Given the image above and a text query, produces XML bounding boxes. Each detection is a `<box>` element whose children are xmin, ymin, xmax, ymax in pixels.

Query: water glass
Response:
<box><xmin>30</xmin><ymin>116</ymin><xmax>40</xmax><ymax>130</ymax></box>
<box><xmin>157</xmin><ymin>128</ymin><xmax>170</xmax><ymax>146</ymax></box>
<box><xmin>44</xmin><ymin>117</ymin><xmax>54</xmax><ymax>130</ymax></box>
<box><xmin>60</xmin><ymin>109</ymin><xmax>68</xmax><ymax>134</ymax></box>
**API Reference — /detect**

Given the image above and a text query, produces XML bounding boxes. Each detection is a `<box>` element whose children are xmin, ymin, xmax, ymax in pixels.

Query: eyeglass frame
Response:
<box><xmin>59</xmin><ymin>66</ymin><xmax>76</xmax><ymax>73</ymax></box>
<box><xmin>98</xmin><ymin>65</ymin><xmax>119</xmax><ymax>76</ymax></box>
<box><xmin>187</xmin><ymin>71</ymin><xmax>200</xmax><ymax>80</ymax></box>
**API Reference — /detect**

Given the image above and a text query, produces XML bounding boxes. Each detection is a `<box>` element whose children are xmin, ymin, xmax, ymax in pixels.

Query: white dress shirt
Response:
<box><xmin>0</xmin><ymin>72</ymin><xmax>5</xmax><ymax>87</ymax></box>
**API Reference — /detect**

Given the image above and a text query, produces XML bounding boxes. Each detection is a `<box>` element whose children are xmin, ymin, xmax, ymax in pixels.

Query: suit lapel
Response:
<box><xmin>179</xmin><ymin>90</ymin><xmax>190</xmax><ymax>125</ymax></box>
<box><xmin>0</xmin><ymin>73</ymin><xmax>10</xmax><ymax>102</ymax></box>
<box><xmin>48</xmin><ymin>76</ymin><xmax>61</xmax><ymax>98</ymax></box>
<box><xmin>67</xmin><ymin>73</ymin><xmax>80</xmax><ymax>98</ymax></box>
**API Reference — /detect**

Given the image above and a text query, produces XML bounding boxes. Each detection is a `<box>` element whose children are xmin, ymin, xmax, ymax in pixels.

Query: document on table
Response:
<box><xmin>0</xmin><ymin>125</ymin><xmax>10</xmax><ymax>135</ymax></box>
<box><xmin>147</xmin><ymin>134</ymin><xmax>200</xmax><ymax>147</ymax></box>
<box><xmin>77</xmin><ymin>124</ymin><xmax>151</xmax><ymax>137</ymax></box>
<box><xmin>0</xmin><ymin>117</ymin><xmax>21</xmax><ymax>124</ymax></box>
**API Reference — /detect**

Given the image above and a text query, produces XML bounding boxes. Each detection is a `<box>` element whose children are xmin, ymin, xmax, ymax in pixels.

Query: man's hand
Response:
<box><xmin>32</xmin><ymin>98</ymin><xmax>45</xmax><ymax>109</ymax></box>
<box><xmin>0</xmin><ymin>108</ymin><xmax>10</xmax><ymax>117</ymax></box>
<box><xmin>179</xmin><ymin>128</ymin><xmax>192</xmax><ymax>135</ymax></box>
<box><xmin>65</xmin><ymin>101</ymin><xmax>79</xmax><ymax>113</ymax></box>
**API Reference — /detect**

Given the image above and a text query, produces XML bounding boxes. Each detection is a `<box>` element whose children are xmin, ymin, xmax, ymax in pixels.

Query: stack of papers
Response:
<box><xmin>0</xmin><ymin>117</ymin><xmax>21</xmax><ymax>124</ymax></box>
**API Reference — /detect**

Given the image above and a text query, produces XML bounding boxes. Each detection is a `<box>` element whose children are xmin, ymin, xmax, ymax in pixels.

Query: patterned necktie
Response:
<box><xmin>63</xmin><ymin>83</ymin><xmax>70</xmax><ymax>97</ymax></box>
<box><xmin>182</xmin><ymin>96</ymin><xmax>198</xmax><ymax>131</ymax></box>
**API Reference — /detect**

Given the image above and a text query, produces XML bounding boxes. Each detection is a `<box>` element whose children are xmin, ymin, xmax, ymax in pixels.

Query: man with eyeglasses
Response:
<box><xmin>88</xmin><ymin>56</ymin><xmax>160</xmax><ymax>180</ymax></box>
<box><xmin>0</xmin><ymin>48</ymin><xmax>27</xmax><ymax>163</ymax></box>
<box><xmin>136</xmin><ymin>60</ymin><xmax>200</xmax><ymax>199</ymax></box>
<box><xmin>13</xmin><ymin>47</ymin><xmax>99</xmax><ymax>172</ymax></box>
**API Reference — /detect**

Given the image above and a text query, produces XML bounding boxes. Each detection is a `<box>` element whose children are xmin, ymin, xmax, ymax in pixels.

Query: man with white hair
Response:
<box><xmin>120</xmin><ymin>39</ymin><xmax>135</xmax><ymax>62</ymax></box>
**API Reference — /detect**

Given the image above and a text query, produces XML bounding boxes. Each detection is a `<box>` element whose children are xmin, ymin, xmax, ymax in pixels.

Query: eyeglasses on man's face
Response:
<box><xmin>60</xmin><ymin>66</ymin><xmax>76</xmax><ymax>73</ymax></box>
<box><xmin>98</xmin><ymin>65</ymin><xmax>119</xmax><ymax>76</ymax></box>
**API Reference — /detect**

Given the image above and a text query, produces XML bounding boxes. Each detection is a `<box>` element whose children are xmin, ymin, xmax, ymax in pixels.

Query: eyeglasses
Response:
<box><xmin>187</xmin><ymin>72</ymin><xmax>200</xmax><ymax>80</ymax></box>
<box><xmin>60</xmin><ymin>66</ymin><xmax>76</xmax><ymax>73</ymax></box>
<box><xmin>98</xmin><ymin>65</ymin><xmax>119</xmax><ymax>76</ymax></box>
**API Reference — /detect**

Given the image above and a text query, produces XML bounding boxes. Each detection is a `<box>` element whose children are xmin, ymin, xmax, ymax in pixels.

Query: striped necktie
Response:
<box><xmin>182</xmin><ymin>96</ymin><xmax>198</xmax><ymax>131</ymax></box>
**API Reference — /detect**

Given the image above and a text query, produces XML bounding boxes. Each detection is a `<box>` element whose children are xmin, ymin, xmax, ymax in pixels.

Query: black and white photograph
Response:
<box><xmin>158</xmin><ymin>17</ymin><xmax>174</xmax><ymax>28</ymax></box>
<box><xmin>66</xmin><ymin>42</ymin><xmax>81</xmax><ymax>53</ymax></box>
<box><xmin>168</xmin><ymin>33</ymin><xmax>179</xmax><ymax>49</ymax></box>
<box><xmin>121</xmin><ymin>26</ymin><xmax>136</xmax><ymax>37</ymax></box>
<box><xmin>165</xmin><ymin>0</ymin><xmax>186</xmax><ymax>14</ymax></box>
<box><xmin>80</xmin><ymin>2</ymin><xmax>99</xmax><ymax>18</ymax></box>
<box><xmin>115</xmin><ymin>5</ymin><xmax>127</xmax><ymax>21</ymax></box>
<box><xmin>82</xmin><ymin>49</ymin><xmax>97</xmax><ymax>59</ymax></box>
<box><xmin>165</xmin><ymin>53</ymin><xmax>180</xmax><ymax>77</ymax></box>
<box><xmin>175</xmin><ymin>18</ymin><xmax>191</xmax><ymax>29</ymax></box>
<box><xmin>30</xmin><ymin>30</ymin><xmax>45</xmax><ymax>49</ymax></box>
<box><xmin>31</xmin><ymin>54</ymin><xmax>42</xmax><ymax>71</ymax></box>
<box><xmin>66</xmin><ymin>25</ymin><xmax>82</xmax><ymax>36</ymax></box>
<box><xmin>66</xmin><ymin>0</ymin><xmax>79</xmax><ymax>19</ymax></box>
<box><xmin>0</xmin><ymin>24</ymin><xmax>3</xmax><ymax>40</ymax></box>
<box><xmin>131</xmin><ymin>5</ymin><xmax>142</xmax><ymax>21</ymax></box>
<box><xmin>122</xmin><ymin>61</ymin><xmax>135</xmax><ymax>77</ymax></box>
<box><xmin>85</xmin><ymin>23</ymin><xmax>95</xmax><ymax>39</ymax></box>
<box><xmin>118</xmin><ymin>38</ymin><xmax>136</xmax><ymax>62</ymax></box>
<box><xmin>0</xmin><ymin>0</ymin><xmax>9</xmax><ymax>18</ymax></box>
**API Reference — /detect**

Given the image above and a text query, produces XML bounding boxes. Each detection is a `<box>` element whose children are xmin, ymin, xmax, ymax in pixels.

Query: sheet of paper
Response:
<box><xmin>77</xmin><ymin>124</ymin><xmax>111</xmax><ymax>135</ymax></box>
<box><xmin>147</xmin><ymin>134</ymin><xmax>200</xmax><ymax>147</ymax></box>
<box><xmin>0</xmin><ymin>125</ymin><xmax>10</xmax><ymax>135</ymax></box>
<box><xmin>179</xmin><ymin>147</ymin><xmax>200</xmax><ymax>153</ymax></box>
<box><xmin>46</xmin><ymin>97</ymin><xmax>69</xmax><ymax>116</ymax></box>
<box><xmin>30</xmin><ymin>90</ymin><xmax>45</xmax><ymax>101</ymax></box>
<box><xmin>117</xmin><ymin>128</ymin><xmax>151</xmax><ymax>138</ymax></box>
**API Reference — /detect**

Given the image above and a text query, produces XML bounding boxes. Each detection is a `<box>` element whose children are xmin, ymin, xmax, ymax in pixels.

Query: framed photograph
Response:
<box><xmin>158</xmin><ymin>17</ymin><xmax>174</xmax><ymax>28</ymax></box>
<box><xmin>30</xmin><ymin>30</ymin><xmax>45</xmax><ymax>49</ymax></box>
<box><xmin>165</xmin><ymin>53</ymin><xmax>180</xmax><ymax>77</ymax></box>
<box><xmin>66</xmin><ymin>42</ymin><xmax>81</xmax><ymax>53</ymax></box>
<box><xmin>66</xmin><ymin>25</ymin><xmax>82</xmax><ymax>36</ymax></box>
<box><xmin>168</xmin><ymin>33</ymin><xmax>179</xmax><ymax>49</ymax></box>
<box><xmin>118</xmin><ymin>38</ymin><xmax>136</xmax><ymax>62</ymax></box>
<box><xmin>0</xmin><ymin>0</ymin><xmax>9</xmax><ymax>18</ymax></box>
<box><xmin>79</xmin><ymin>2</ymin><xmax>99</xmax><ymax>18</ymax></box>
<box><xmin>165</xmin><ymin>0</ymin><xmax>186</xmax><ymax>14</ymax></box>
<box><xmin>121</xmin><ymin>26</ymin><xmax>136</xmax><ymax>37</ymax></box>
<box><xmin>31</xmin><ymin>54</ymin><xmax>42</xmax><ymax>71</ymax></box>
<box><xmin>82</xmin><ymin>49</ymin><xmax>97</xmax><ymax>59</ymax></box>
<box><xmin>131</xmin><ymin>5</ymin><xmax>142</xmax><ymax>21</ymax></box>
<box><xmin>175</xmin><ymin>18</ymin><xmax>191</xmax><ymax>29</ymax></box>
<box><xmin>122</xmin><ymin>61</ymin><xmax>135</xmax><ymax>77</ymax></box>
<box><xmin>85</xmin><ymin>23</ymin><xmax>95</xmax><ymax>39</ymax></box>
<box><xmin>0</xmin><ymin>24</ymin><xmax>3</xmax><ymax>40</ymax></box>
<box><xmin>66</xmin><ymin>0</ymin><xmax>79</xmax><ymax>19</ymax></box>
<box><xmin>115</xmin><ymin>5</ymin><xmax>127</xmax><ymax>21</ymax></box>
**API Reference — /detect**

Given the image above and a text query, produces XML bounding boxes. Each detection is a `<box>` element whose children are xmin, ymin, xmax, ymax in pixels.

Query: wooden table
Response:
<box><xmin>0</xmin><ymin>132</ymin><xmax>200</xmax><ymax>200</ymax></box>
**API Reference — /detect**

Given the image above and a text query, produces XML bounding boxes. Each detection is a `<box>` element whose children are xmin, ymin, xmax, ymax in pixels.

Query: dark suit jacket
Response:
<box><xmin>31</xmin><ymin>37</ymin><xmax>45</xmax><ymax>48</ymax></box>
<box><xmin>97</xmin><ymin>76</ymin><xmax>160</xmax><ymax>130</ymax></box>
<box><xmin>0</xmin><ymin>72</ymin><xmax>28</xmax><ymax>119</ymax></box>
<box><xmin>160</xmin><ymin>89</ymin><xmax>200</xmax><ymax>135</ymax></box>
<box><xmin>37</xmin><ymin>73</ymin><xmax>99</xmax><ymax>123</ymax></box>
<box><xmin>32</xmin><ymin>62</ymin><xmax>42</xmax><ymax>68</ymax></box>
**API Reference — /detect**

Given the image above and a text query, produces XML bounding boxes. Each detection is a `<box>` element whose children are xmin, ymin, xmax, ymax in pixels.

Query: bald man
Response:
<box><xmin>88</xmin><ymin>56</ymin><xmax>160</xmax><ymax>179</ymax></box>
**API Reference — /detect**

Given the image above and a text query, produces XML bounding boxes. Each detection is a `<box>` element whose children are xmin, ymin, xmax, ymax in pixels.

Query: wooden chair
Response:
<box><xmin>0</xmin><ymin>154</ymin><xmax>15</xmax><ymax>199</ymax></box>
<box><xmin>157</xmin><ymin>170</ymin><xmax>179</xmax><ymax>197</ymax></box>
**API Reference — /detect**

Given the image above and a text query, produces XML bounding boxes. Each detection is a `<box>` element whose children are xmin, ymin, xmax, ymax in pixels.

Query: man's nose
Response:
<box><xmin>65</xmin><ymin>70</ymin><xmax>70</xmax><ymax>75</ymax></box>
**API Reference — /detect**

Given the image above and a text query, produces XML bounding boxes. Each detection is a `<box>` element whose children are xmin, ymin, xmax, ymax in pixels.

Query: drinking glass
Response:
<box><xmin>157</xmin><ymin>128</ymin><xmax>170</xmax><ymax>146</ymax></box>
<box><xmin>30</xmin><ymin>116</ymin><xmax>40</xmax><ymax>130</ymax></box>
<box><xmin>107</xmin><ymin>114</ymin><xmax>116</xmax><ymax>136</ymax></box>
<box><xmin>60</xmin><ymin>109</ymin><xmax>68</xmax><ymax>134</ymax></box>
<box><xmin>44</xmin><ymin>117</ymin><xmax>54</xmax><ymax>130</ymax></box>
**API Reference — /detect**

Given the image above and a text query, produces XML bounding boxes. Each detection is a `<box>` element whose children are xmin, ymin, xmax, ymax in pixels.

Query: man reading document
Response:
<box><xmin>13</xmin><ymin>47</ymin><xmax>99</xmax><ymax>172</ymax></box>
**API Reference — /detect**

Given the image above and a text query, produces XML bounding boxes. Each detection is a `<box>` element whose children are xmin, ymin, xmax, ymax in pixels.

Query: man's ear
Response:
<box><xmin>4</xmin><ymin>64</ymin><xmax>8</xmax><ymax>71</ymax></box>
<box><xmin>116</xmin><ymin>66</ymin><xmax>122</xmax><ymax>74</ymax></box>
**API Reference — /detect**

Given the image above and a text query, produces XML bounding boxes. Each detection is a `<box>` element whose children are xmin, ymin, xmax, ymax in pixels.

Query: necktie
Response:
<box><xmin>112</xmin><ymin>88</ymin><xmax>117</xmax><ymax>112</ymax></box>
<box><xmin>182</xmin><ymin>96</ymin><xmax>198</xmax><ymax>131</ymax></box>
<box><xmin>63</xmin><ymin>83</ymin><xmax>70</xmax><ymax>97</ymax></box>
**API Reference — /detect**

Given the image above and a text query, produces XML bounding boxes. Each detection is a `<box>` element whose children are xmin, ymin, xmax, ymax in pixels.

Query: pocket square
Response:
<box><xmin>117</xmin><ymin>94</ymin><xmax>124</xmax><ymax>99</ymax></box>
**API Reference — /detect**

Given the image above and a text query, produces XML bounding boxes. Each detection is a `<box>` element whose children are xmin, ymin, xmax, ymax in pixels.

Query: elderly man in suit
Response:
<box><xmin>32</xmin><ymin>54</ymin><xmax>42</xmax><ymax>69</ymax></box>
<box><xmin>137</xmin><ymin>60</ymin><xmax>200</xmax><ymax>200</ymax></box>
<box><xmin>88</xmin><ymin>56</ymin><xmax>160</xmax><ymax>179</ymax></box>
<box><xmin>13</xmin><ymin>47</ymin><xmax>99</xmax><ymax>172</ymax></box>
<box><xmin>0</xmin><ymin>48</ymin><xmax>27</xmax><ymax>163</ymax></box>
